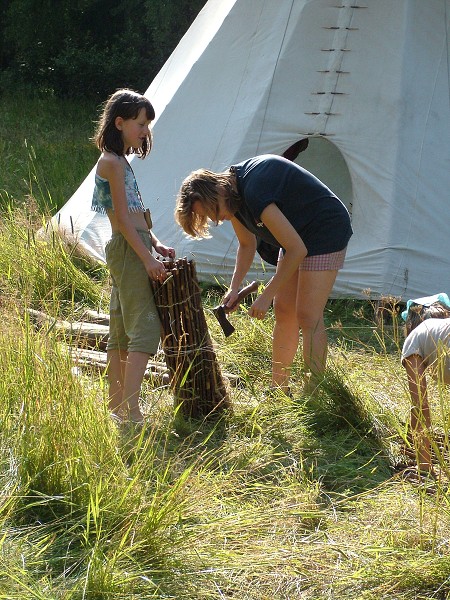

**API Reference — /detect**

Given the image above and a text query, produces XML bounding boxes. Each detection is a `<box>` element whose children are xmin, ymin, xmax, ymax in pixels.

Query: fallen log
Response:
<box><xmin>78</xmin><ymin>309</ymin><xmax>110</xmax><ymax>326</ymax></box>
<box><xmin>68</xmin><ymin>347</ymin><xmax>170</xmax><ymax>385</ymax></box>
<box><xmin>27</xmin><ymin>308</ymin><xmax>109</xmax><ymax>350</ymax></box>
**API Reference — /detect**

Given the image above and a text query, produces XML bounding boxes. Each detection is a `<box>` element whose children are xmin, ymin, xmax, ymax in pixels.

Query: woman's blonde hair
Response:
<box><xmin>175</xmin><ymin>169</ymin><xmax>240</xmax><ymax>238</ymax></box>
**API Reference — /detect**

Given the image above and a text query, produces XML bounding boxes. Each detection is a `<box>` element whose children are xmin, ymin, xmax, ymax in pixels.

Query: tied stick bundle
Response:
<box><xmin>151</xmin><ymin>257</ymin><xmax>231</xmax><ymax>419</ymax></box>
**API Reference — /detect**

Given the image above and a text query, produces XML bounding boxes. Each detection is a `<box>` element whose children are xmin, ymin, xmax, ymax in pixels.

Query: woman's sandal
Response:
<box><xmin>399</xmin><ymin>465</ymin><xmax>438</xmax><ymax>493</ymax></box>
<box><xmin>401</xmin><ymin>429</ymin><xmax>449</xmax><ymax>462</ymax></box>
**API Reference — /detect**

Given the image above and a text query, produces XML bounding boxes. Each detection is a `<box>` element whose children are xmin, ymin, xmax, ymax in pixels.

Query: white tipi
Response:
<box><xmin>53</xmin><ymin>0</ymin><xmax>450</xmax><ymax>299</ymax></box>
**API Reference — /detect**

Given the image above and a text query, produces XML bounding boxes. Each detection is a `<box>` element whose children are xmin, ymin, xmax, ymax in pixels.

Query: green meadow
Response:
<box><xmin>1</xmin><ymin>92</ymin><xmax>450</xmax><ymax>599</ymax></box>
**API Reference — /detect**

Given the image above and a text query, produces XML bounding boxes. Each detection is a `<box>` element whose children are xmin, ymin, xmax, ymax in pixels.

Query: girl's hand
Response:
<box><xmin>248</xmin><ymin>295</ymin><xmax>272</xmax><ymax>320</ymax></box>
<box><xmin>154</xmin><ymin>242</ymin><xmax>176</xmax><ymax>259</ymax></box>
<box><xmin>147</xmin><ymin>256</ymin><xmax>168</xmax><ymax>282</ymax></box>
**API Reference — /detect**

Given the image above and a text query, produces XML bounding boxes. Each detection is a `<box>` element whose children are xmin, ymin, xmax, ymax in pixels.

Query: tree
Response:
<box><xmin>0</xmin><ymin>0</ymin><xmax>206</xmax><ymax>98</ymax></box>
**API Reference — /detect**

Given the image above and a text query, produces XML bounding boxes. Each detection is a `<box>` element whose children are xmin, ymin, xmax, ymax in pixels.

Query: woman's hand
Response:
<box><xmin>222</xmin><ymin>289</ymin><xmax>240</xmax><ymax>312</ymax></box>
<box><xmin>248</xmin><ymin>294</ymin><xmax>272</xmax><ymax>320</ymax></box>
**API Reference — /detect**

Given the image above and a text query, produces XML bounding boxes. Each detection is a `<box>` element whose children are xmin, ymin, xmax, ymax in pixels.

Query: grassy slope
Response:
<box><xmin>1</xmin><ymin>93</ymin><xmax>450</xmax><ymax>599</ymax></box>
<box><xmin>0</xmin><ymin>93</ymin><xmax>99</xmax><ymax>213</ymax></box>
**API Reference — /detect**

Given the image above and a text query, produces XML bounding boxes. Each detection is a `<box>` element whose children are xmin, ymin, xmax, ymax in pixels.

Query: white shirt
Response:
<box><xmin>401</xmin><ymin>318</ymin><xmax>450</xmax><ymax>384</ymax></box>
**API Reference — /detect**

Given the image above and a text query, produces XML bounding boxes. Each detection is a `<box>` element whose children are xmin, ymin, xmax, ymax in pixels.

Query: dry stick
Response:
<box><xmin>179</xmin><ymin>263</ymin><xmax>205</xmax><ymax>411</ymax></box>
<box><xmin>170</xmin><ymin>267</ymin><xmax>186</xmax><ymax>402</ymax></box>
<box><xmin>159</xmin><ymin>266</ymin><xmax>185</xmax><ymax>400</ymax></box>
<box><xmin>180</xmin><ymin>265</ymin><xmax>201</xmax><ymax>412</ymax></box>
<box><xmin>164</xmin><ymin>274</ymin><xmax>179</xmax><ymax>378</ymax></box>
<box><xmin>174</xmin><ymin>266</ymin><xmax>192</xmax><ymax>405</ymax></box>
<box><xmin>189</xmin><ymin>259</ymin><xmax>229</xmax><ymax>415</ymax></box>
<box><xmin>174</xmin><ymin>266</ymin><xmax>192</xmax><ymax>406</ymax></box>
<box><xmin>183</xmin><ymin>260</ymin><xmax>209</xmax><ymax>413</ymax></box>
<box><xmin>151</xmin><ymin>258</ymin><xmax>231</xmax><ymax>418</ymax></box>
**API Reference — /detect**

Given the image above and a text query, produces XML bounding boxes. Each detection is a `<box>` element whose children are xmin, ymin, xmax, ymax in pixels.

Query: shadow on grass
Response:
<box><xmin>295</xmin><ymin>366</ymin><xmax>395</xmax><ymax>498</ymax></box>
<box><xmin>120</xmin><ymin>362</ymin><xmax>397</xmax><ymax>506</ymax></box>
<box><xmin>117</xmin><ymin>402</ymin><xmax>232</xmax><ymax>480</ymax></box>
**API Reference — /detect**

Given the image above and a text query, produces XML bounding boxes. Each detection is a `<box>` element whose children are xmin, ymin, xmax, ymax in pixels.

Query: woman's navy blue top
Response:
<box><xmin>231</xmin><ymin>154</ymin><xmax>352</xmax><ymax>257</ymax></box>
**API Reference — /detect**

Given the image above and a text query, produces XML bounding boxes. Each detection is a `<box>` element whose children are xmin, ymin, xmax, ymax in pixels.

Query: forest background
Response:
<box><xmin>0</xmin><ymin>0</ymin><xmax>206</xmax><ymax>214</ymax></box>
<box><xmin>1</xmin><ymin>0</ymin><xmax>206</xmax><ymax>101</ymax></box>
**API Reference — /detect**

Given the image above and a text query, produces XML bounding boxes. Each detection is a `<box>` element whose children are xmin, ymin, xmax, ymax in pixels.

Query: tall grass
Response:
<box><xmin>0</xmin><ymin>92</ymin><xmax>98</xmax><ymax>213</ymax></box>
<box><xmin>2</xmin><ymin>232</ymin><xmax>450</xmax><ymax>597</ymax></box>
<box><xmin>2</xmin><ymin>95</ymin><xmax>450</xmax><ymax>598</ymax></box>
<box><xmin>0</xmin><ymin>324</ymin><xmax>199</xmax><ymax>598</ymax></box>
<box><xmin>0</xmin><ymin>205</ymin><xmax>107</xmax><ymax>317</ymax></box>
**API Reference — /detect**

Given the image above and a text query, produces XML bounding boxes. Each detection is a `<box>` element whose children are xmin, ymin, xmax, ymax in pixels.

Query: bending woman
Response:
<box><xmin>175</xmin><ymin>154</ymin><xmax>352</xmax><ymax>392</ymax></box>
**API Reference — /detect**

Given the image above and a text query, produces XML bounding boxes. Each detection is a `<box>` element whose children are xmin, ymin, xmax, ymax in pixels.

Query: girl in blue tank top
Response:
<box><xmin>92</xmin><ymin>89</ymin><xmax>175</xmax><ymax>424</ymax></box>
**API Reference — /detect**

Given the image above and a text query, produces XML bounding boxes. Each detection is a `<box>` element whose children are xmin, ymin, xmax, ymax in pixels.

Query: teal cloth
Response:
<box><xmin>91</xmin><ymin>163</ymin><xmax>145</xmax><ymax>214</ymax></box>
<box><xmin>401</xmin><ymin>292</ymin><xmax>450</xmax><ymax>321</ymax></box>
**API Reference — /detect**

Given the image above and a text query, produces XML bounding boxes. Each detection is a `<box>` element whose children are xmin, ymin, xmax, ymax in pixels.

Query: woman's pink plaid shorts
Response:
<box><xmin>278</xmin><ymin>247</ymin><xmax>347</xmax><ymax>271</ymax></box>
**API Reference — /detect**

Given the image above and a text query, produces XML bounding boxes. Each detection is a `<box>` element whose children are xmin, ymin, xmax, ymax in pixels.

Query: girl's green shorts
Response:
<box><xmin>105</xmin><ymin>230</ymin><xmax>161</xmax><ymax>354</ymax></box>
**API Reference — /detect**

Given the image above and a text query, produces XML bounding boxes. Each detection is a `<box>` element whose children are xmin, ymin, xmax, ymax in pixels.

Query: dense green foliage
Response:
<box><xmin>0</xmin><ymin>0</ymin><xmax>206</xmax><ymax>99</ymax></box>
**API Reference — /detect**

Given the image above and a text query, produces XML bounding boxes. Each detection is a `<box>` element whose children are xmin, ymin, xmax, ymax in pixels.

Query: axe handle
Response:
<box><xmin>223</xmin><ymin>280</ymin><xmax>259</xmax><ymax>313</ymax></box>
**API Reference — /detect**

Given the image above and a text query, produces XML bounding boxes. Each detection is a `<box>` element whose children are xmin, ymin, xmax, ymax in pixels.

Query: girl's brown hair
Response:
<box><xmin>405</xmin><ymin>301</ymin><xmax>450</xmax><ymax>336</ymax></box>
<box><xmin>175</xmin><ymin>169</ymin><xmax>241</xmax><ymax>238</ymax></box>
<box><xmin>93</xmin><ymin>89</ymin><xmax>155</xmax><ymax>158</ymax></box>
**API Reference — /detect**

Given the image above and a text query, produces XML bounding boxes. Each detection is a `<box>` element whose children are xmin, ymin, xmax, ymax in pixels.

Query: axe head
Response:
<box><xmin>212</xmin><ymin>280</ymin><xmax>259</xmax><ymax>337</ymax></box>
<box><xmin>212</xmin><ymin>305</ymin><xmax>235</xmax><ymax>337</ymax></box>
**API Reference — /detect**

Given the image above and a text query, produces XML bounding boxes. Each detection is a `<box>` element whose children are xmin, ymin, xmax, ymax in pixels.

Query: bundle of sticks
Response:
<box><xmin>151</xmin><ymin>257</ymin><xmax>231</xmax><ymax>419</ymax></box>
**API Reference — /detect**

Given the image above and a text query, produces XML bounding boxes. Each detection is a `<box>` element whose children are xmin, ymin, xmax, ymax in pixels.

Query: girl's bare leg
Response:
<box><xmin>122</xmin><ymin>351</ymin><xmax>150</xmax><ymax>422</ymax></box>
<box><xmin>404</xmin><ymin>355</ymin><xmax>433</xmax><ymax>472</ymax></box>
<box><xmin>107</xmin><ymin>348</ymin><xmax>128</xmax><ymax>418</ymax></box>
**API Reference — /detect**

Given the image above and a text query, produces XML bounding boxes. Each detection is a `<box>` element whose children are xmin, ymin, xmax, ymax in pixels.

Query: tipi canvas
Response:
<box><xmin>52</xmin><ymin>0</ymin><xmax>450</xmax><ymax>299</ymax></box>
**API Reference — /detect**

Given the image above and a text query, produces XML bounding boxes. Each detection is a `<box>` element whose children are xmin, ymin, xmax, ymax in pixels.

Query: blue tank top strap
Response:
<box><xmin>91</xmin><ymin>174</ymin><xmax>112</xmax><ymax>213</ymax></box>
<box><xmin>124</xmin><ymin>162</ymin><xmax>145</xmax><ymax>213</ymax></box>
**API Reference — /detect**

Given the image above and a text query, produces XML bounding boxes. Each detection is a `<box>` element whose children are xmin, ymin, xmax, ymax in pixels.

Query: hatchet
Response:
<box><xmin>213</xmin><ymin>280</ymin><xmax>259</xmax><ymax>337</ymax></box>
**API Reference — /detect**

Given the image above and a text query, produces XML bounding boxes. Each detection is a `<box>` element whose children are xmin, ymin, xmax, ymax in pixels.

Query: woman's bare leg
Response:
<box><xmin>272</xmin><ymin>270</ymin><xmax>300</xmax><ymax>391</ymax></box>
<box><xmin>296</xmin><ymin>269</ymin><xmax>338</xmax><ymax>377</ymax></box>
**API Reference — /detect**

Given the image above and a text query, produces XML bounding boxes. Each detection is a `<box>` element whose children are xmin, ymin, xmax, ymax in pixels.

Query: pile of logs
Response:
<box><xmin>27</xmin><ymin>308</ymin><xmax>170</xmax><ymax>386</ymax></box>
<box><xmin>151</xmin><ymin>257</ymin><xmax>231</xmax><ymax>419</ymax></box>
